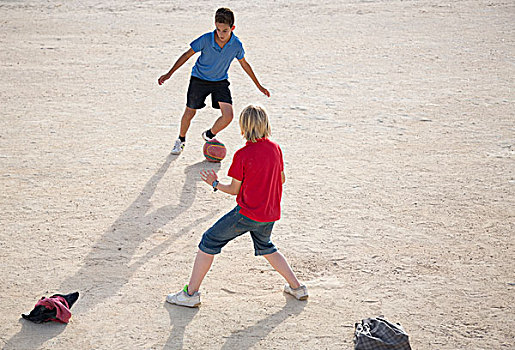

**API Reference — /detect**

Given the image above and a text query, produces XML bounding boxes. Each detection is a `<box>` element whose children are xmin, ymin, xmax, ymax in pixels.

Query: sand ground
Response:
<box><xmin>1</xmin><ymin>0</ymin><xmax>514</xmax><ymax>349</ymax></box>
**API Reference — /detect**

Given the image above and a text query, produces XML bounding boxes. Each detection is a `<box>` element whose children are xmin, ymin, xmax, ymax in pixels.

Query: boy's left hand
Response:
<box><xmin>200</xmin><ymin>169</ymin><xmax>218</xmax><ymax>186</ymax></box>
<box><xmin>259</xmin><ymin>85</ymin><xmax>271</xmax><ymax>97</ymax></box>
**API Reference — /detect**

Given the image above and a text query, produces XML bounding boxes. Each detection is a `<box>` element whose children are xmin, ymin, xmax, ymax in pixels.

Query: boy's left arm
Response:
<box><xmin>238</xmin><ymin>57</ymin><xmax>270</xmax><ymax>97</ymax></box>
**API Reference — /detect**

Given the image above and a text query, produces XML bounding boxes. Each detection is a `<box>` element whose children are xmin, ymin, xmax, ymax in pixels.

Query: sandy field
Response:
<box><xmin>1</xmin><ymin>0</ymin><xmax>513</xmax><ymax>349</ymax></box>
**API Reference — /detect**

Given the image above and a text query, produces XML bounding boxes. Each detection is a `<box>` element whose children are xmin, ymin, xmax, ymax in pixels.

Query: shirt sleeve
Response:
<box><xmin>228</xmin><ymin>150</ymin><xmax>244</xmax><ymax>181</ymax></box>
<box><xmin>236</xmin><ymin>43</ymin><xmax>245</xmax><ymax>60</ymax></box>
<box><xmin>190</xmin><ymin>34</ymin><xmax>205</xmax><ymax>53</ymax></box>
<box><xmin>278</xmin><ymin>146</ymin><xmax>284</xmax><ymax>171</ymax></box>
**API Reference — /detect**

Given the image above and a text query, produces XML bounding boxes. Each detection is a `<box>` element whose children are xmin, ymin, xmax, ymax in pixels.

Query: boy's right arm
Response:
<box><xmin>158</xmin><ymin>48</ymin><xmax>196</xmax><ymax>85</ymax></box>
<box><xmin>200</xmin><ymin>169</ymin><xmax>242</xmax><ymax>195</ymax></box>
<box><xmin>216</xmin><ymin>178</ymin><xmax>242</xmax><ymax>195</ymax></box>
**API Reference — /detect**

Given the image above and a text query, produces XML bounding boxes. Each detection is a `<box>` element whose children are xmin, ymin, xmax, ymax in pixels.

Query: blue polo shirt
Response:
<box><xmin>190</xmin><ymin>30</ymin><xmax>245</xmax><ymax>82</ymax></box>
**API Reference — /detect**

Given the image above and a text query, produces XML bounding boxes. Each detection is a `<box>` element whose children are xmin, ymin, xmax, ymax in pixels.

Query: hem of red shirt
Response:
<box><xmin>238</xmin><ymin>206</ymin><xmax>279</xmax><ymax>223</ymax></box>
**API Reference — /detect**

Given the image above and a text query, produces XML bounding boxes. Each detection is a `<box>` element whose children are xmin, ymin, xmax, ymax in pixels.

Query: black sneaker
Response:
<box><xmin>202</xmin><ymin>130</ymin><xmax>214</xmax><ymax>141</ymax></box>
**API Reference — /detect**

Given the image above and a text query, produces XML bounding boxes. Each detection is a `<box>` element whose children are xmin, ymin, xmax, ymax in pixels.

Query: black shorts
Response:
<box><xmin>186</xmin><ymin>76</ymin><xmax>232</xmax><ymax>110</ymax></box>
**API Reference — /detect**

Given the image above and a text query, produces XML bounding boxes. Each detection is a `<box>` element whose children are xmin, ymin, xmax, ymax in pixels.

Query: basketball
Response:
<box><xmin>203</xmin><ymin>139</ymin><xmax>227</xmax><ymax>162</ymax></box>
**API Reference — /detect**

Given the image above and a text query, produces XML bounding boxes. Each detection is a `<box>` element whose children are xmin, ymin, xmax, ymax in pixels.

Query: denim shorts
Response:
<box><xmin>198</xmin><ymin>206</ymin><xmax>277</xmax><ymax>256</ymax></box>
<box><xmin>186</xmin><ymin>76</ymin><xmax>232</xmax><ymax>110</ymax></box>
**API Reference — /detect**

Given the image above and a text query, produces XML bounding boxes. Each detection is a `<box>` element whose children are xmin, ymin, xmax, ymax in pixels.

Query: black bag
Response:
<box><xmin>354</xmin><ymin>317</ymin><xmax>411</xmax><ymax>350</ymax></box>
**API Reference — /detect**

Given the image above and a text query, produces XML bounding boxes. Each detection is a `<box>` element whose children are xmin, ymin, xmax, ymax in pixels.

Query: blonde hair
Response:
<box><xmin>239</xmin><ymin>105</ymin><xmax>271</xmax><ymax>142</ymax></box>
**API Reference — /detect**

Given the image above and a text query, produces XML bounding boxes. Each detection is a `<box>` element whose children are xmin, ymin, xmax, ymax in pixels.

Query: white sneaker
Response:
<box><xmin>166</xmin><ymin>286</ymin><xmax>201</xmax><ymax>308</ymax></box>
<box><xmin>171</xmin><ymin>139</ymin><xmax>185</xmax><ymax>155</ymax></box>
<box><xmin>284</xmin><ymin>284</ymin><xmax>308</xmax><ymax>300</ymax></box>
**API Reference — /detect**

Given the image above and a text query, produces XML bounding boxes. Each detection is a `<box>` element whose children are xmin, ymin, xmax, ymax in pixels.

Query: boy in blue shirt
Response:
<box><xmin>158</xmin><ymin>8</ymin><xmax>270</xmax><ymax>155</ymax></box>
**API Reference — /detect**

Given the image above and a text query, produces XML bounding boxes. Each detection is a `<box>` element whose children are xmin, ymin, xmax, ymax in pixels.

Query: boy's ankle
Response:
<box><xmin>205</xmin><ymin>129</ymin><xmax>216</xmax><ymax>139</ymax></box>
<box><xmin>183</xmin><ymin>284</ymin><xmax>196</xmax><ymax>296</ymax></box>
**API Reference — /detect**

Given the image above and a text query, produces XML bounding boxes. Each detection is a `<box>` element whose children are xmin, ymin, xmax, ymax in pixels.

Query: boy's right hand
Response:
<box><xmin>200</xmin><ymin>169</ymin><xmax>218</xmax><ymax>187</ymax></box>
<box><xmin>158</xmin><ymin>73</ymin><xmax>170</xmax><ymax>85</ymax></box>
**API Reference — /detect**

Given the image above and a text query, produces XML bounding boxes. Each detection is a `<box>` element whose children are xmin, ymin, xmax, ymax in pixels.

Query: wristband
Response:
<box><xmin>212</xmin><ymin>180</ymin><xmax>219</xmax><ymax>192</ymax></box>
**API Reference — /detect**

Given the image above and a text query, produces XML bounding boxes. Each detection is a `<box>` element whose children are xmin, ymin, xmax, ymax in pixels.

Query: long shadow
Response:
<box><xmin>59</xmin><ymin>155</ymin><xmax>219</xmax><ymax>313</ymax></box>
<box><xmin>162</xmin><ymin>302</ymin><xmax>199</xmax><ymax>350</ymax></box>
<box><xmin>220</xmin><ymin>296</ymin><xmax>307</xmax><ymax>350</ymax></box>
<box><xmin>4</xmin><ymin>154</ymin><xmax>220</xmax><ymax>349</ymax></box>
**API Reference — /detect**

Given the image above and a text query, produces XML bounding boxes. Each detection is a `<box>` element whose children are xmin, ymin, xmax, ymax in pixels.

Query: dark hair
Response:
<box><xmin>215</xmin><ymin>8</ymin><xmax>234</xmax><ymax>27</ymax></box>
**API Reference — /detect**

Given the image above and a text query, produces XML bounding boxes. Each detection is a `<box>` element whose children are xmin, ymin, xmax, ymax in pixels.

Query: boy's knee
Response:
<box><xmin>221</xmin><ymin>113</ymin><xmax>233</xmax><ymax>122</ymax></box>
<box><xmin>220</xmin><ymin>109</ymin><xmax>233</xmax><ymax>120</ymax></box>
<box><xmin>219</xmin><ymin>103</ymin><xmax>233</xmax><ymax>118</ymax></box>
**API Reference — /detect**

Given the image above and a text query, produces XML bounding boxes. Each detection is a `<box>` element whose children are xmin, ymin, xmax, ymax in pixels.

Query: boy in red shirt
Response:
<box><xmin>166</xmin><ymin>105</ymin><xmax>308</xmax><ymax>307</ymax></box>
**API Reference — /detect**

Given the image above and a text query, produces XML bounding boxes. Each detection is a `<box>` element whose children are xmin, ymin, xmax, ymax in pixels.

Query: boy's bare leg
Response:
<box><xmin>209</xmin><ymin>102</ymin><xmax>234</xmax><ymax>135</ymax></box>
<box><xmin>263</xmin><ymin>251</ymin><xmax>301</xmax><ymax>289</ymax></box>
<box><xmin>187</xmin><ymin>250</ymin><xmax>215</xmax><ymax>294</ymax></box>
<box><xmin>179</xmin><ymin>107</ymin><xmax>197</xmax><ymax>138</ymax></box>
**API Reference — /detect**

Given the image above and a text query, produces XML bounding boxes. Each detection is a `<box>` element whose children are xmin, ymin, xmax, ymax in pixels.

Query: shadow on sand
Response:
<box><xmin>163</xmin><ymin>302</ymin><xmax>199</xmax><ymax>350</ymax></box>
<box><xmin>4</xmin><ymin>154</ymin><xmax>220</xmax><ymax>349</ymax></box>
<box><xmin>2</xmin><ymin>319</ymin><xmax>67</xmax><ymax>350</ymax></box>
<box><xmin>162</xmin><ymin>296</ymin><xmax>307</xmax><ymax>350</ymax></box>
<box><xmin>220</xmin><ymin>296</ymin><xmax>307</xmax><ymax>350</ymax></box>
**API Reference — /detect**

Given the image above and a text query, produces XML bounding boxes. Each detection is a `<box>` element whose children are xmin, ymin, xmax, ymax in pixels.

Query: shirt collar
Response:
<box><xmin>211</xmin><ymin>30</ymin><xmax>235</xmax><ymax>49</ymax></box>
<box><xmin>246</xmin><ymin>137</ymin><xmax>267</xmax><ymax>145</ymax></box>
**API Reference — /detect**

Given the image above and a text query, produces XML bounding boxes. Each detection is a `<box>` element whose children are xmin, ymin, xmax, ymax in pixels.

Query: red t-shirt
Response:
<box><xmin>228</xmin><ymin>138</ymin><xmax>284</xmax><ymax>222</ymax></box>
